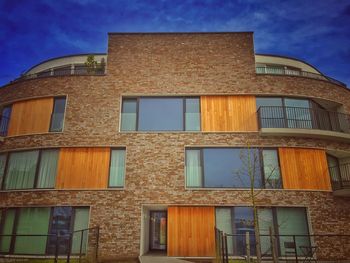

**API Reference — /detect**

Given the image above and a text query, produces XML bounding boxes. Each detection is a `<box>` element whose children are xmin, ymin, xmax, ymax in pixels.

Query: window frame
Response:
<box><xmin>108</xmin><ymin>147</ymin><xmax>126</xmax><ymax>188</ymax></box>
<box><xmin>0</xmin><ymin>148</ymin><xmax>60</xmax><ymax>191</ymax></box>
<box><xmin>185</xmin><ymin>147</ymin><xmax>282</xmax><ymax>189</ymax></box>
<box><xmin>120</xmin><ymin>96</ymin><xmax>201</xmax><ymax>132</ymax></box>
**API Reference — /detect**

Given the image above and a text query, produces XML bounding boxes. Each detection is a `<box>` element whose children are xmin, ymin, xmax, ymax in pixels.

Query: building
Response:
<box><xmin>0</xmin><ymin>32</ymin><xmax>349</xmax><ymax>261</ymax></box>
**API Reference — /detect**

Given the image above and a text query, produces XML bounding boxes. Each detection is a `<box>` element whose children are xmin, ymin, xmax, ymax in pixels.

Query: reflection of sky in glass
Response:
<box><xmin>138</xmin><ymin>98</ymin><xmax>183</xmax><ymax>131</ymax></box>
<box><xmin>203</xmin><ymin>148</ymin><xmax>262</xmax><ymax>188</ymax></box>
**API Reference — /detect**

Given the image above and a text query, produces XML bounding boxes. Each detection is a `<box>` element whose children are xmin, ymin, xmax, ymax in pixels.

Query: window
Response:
<box><xmin>327</xmin><ymin>154</ymin><xmax>341</xmax><ymax>187</ymax></box>
<box><xmin>50</xmin><ymin>97</ymin><xmax>66</xmax><ymax>132</ymax></box>
<box><xmin>185</xmin><ymin>148</ymin><xmax>281</xmax><ymax>189</ymax></box>
<box><xmin>120</xmin><ymin>97</ymin><xmax>200</xmax><ymax>131</ymax></box>
<box><xmin>0</xmin><ymin>106</ymin><xmax>11</xmax><ymax>136</ymax></box>
<box><xmin>0</xmin><ymin>206</ymin><xmax>89</xmax><ymax>255</ymax></box>
<box><xmin>1</xmin><ymin>149</ymin><xmax>59</xmax><ymax>190</ymax></box>
<box><xmin>216</xmin><ymin>207</ymin><xmax>310</xmax><ymax>256</ymax></box>
<box><xmin>108</xmin><ymin>148</ymin><xmax>126</xmax><ymax>187</ymax></box>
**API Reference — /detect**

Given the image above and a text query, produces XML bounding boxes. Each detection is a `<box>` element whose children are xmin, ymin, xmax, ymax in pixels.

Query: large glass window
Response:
<box><xmin>3</xmin><ymin>150</ymin><xmax>39</xmax><ymax>190</ymax></box>
<box><xmin>120</xmin><ymin>97</ymin><xmax>200</xmax><ymax>131</ymax></box>
<box><xmin>277</xmin><ymin>207</ymin><xmax>310</xmax><ymax>256</ymax></box>
<box><xmin>14</xmin><ymin>208</ymin><xmax>50</xmax><ymax>254</ymax></box>
<box><xmin>216</xmin><ymin>207</ymin><xmax>310</xmax><ymax>257</ymax></box>
<box><xmin>49</xmin><ymin>97</ymin><xmax>66</xmax><ymax>132</ymax></box>
<box><xmin>284</xmin><ymin>98</ymin><xmax>312</xmax><ymax>129</ymax></box>
<box><xmin>109</xmin><ymin>149</ymin><xmax>126</xmax><ymax>187</ymax></box>
<box><xmin>0</xmin><ymin>206</ymin><xmax>90</xmax><ymax>255</ymax></box>
<box><xmin>185</xmin><ymin>148</ymin><xmax>281</xmax><ymax>189</ymax></box>
<box><xmin>256</xmin><ymin>97</ymin><xmax>318</xmax><ymax>129</ymax></box>
<box><xmin>1</xmin><ymin>149</ymin><xmax>59</xmax><ymax>190</ymax></box>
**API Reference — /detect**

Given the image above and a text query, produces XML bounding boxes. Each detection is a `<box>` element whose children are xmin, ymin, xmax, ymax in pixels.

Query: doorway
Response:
<box><xmin>149</xmin><ymin>211</ymin><xmax>167</xmax><ymax>251</ymax></box>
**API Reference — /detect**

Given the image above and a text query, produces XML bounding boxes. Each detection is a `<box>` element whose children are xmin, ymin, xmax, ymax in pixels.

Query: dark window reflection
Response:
<box><xmin>46</xmin><ymin>207</ymin><xmax>73</xmax><ymax>254</ymax></box>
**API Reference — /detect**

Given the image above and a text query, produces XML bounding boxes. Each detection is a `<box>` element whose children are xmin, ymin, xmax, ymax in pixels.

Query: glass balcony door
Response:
<box><xmin>149</xmin><ymin>211</ymin><xmax>167</xmax><ymax>251</ymax></box>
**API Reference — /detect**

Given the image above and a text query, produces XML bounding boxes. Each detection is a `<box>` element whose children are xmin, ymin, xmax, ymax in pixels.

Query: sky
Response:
<box><xmin>0</xmin><ymin>0</ymin><xmax>349</xmax><ymax>87</ymax></box>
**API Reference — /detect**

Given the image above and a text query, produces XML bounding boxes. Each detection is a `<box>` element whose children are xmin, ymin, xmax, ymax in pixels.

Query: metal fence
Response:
<box><xmin>215</xmin><ymin>228</ymin><xmax>350</xmax><ymax>262</ymax></box>
<box><xmin>256</xmin><ymin>66</ymin><xmax>347</xmax><ymax>87</ymax></box>
<box><xmin>257</xmin><ymin>106</ymin><xmax>350</xmax><ymax>134</ymax></box>
<box><xmin>11</xmin><ymin>64</ymin><xmax>105</xmax><ymax>84</ymax></box>
<box><xmin>0</xmin><ymin>226</ymin><xmax>99</xmax><ymax>263</ymax></box>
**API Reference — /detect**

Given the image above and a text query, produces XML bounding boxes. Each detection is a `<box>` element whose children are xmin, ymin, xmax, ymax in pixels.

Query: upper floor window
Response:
<box><xmin>0</xmin><ymin>105</ymin><xmax>11</xmax><ymax>136</ymax></box>
<box><xmin>121</xmin><ymin>97</ymin><xmax>200</xmax><ymax>131</ymax></box>
<box><xmin>185</xmin><ymin>147</ymin><xmax>281</xmax><ymax>189</ymax></box>
<box><xmin>49</xmin><ymin>97</ymin><xmax>66</xmax><ymax>132</ymax></box>
<box><xmin>1</xmin><ymin>96</ymin><xmax>67</xmax><ymax>137</ymax></box>
<box><xmin>0</xmin><ymin>149</ymin><xmax>59</xmax><ymax>190</ymax></box>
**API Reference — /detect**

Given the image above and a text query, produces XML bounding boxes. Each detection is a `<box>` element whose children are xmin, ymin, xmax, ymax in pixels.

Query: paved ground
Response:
<box><xmin>139</xmin><ymin>255</ymin><xmax>192</xmax><ymax>263</ymax></box>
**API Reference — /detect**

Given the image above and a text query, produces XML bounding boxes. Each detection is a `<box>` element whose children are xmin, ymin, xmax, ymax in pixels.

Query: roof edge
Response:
<box><xmin>25</xmin><ymin>53</ymin><xmax>107</xmax><ymax>74</ymax></box>
<box><xmin>108</xmin><ymin>31</ymin><xmax>254</xmax><ymax>35</ymax></box>
<box><xmin>255</xmin><ymin>53</ymin><xmax>323</xmax><ymax>75</ymax></box>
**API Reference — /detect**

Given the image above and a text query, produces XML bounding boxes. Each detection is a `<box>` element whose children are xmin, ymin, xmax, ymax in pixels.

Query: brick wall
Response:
<box><xmin>0</xmin><ymin>33</ymin><xmax>349</xmax><ymax>260</ymax></box>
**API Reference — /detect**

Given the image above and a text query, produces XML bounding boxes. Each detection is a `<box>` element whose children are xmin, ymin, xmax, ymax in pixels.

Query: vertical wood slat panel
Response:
<box><xmin>201</xmin><ymin>95</ymin><xmax>258</xmax><ymax>131</ymax></box>
<box><xmin>7</xmin><ymin>98</ymin><xmax>54</xmax><ymax>136</ymax></box>
<box><xmin>279</xmin><ymin>147</ymin><xmax>332</xmax><ymax>191</ymax></box>
<box><xmin>56</xmin><ymin>147</ymin><xmax>110</xmax><ymax>189</ymax></box>
<box><xmin>167</xmin><ymin>206</ymin><xmax>215</xmax><ymax>257</ymax></box>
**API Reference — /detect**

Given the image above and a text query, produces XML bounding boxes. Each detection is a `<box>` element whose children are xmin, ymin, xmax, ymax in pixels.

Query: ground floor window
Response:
<box><xmin>216</xmin><ymin>207</ymin><xmax>310</xmax><ymax>256</ymax></box>
<box><xmin>0</xmin><ymin>206</ymin><xmax>89</xmax><ymax>255</ymax></box>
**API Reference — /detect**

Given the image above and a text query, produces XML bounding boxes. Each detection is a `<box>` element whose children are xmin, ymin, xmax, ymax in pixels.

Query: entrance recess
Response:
<box><xmin>149</xmin><ymin>211</ymin><xmax>167</xmax><ymax>251</ymax></box>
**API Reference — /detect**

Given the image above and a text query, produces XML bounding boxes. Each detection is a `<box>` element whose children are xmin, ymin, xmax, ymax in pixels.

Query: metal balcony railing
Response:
<box><xmin>215</xmin><ymin>227</ymin><xmax>350</xmax><ymax>262</ymax></box>
<box><xmin>257</xmin><ymin>106</ymin><xmax>350</xmax><ymax>134</ymax></box>
<box><xmin>0</xmin><ymin>226</ymin><xmax>99</xmax><ymax>263</ymax></box>
<box><xmin>0</xmin><ymin>115</ymin><xmax>9</xmax><ymax>137</ymax></box>
<box><xmin>256</xmin><ymin>66</ymin><xmax>347</xmax><ymax>87</ymax></box>
<box><xmin>12</xmin><ymin>64</ymin><xmax>106</xmax><ymax>83</ymax></box>
<box><xmin>329</xmin><ymin>163</ymin><xmax>350</xmax><ymax>191</ymax></box>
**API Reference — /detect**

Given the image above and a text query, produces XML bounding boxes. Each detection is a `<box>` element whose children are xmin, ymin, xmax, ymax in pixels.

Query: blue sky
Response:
<box><xmin>0</xmin><ymin>0</ymin><xmax>349</xmax><ymax>87</ymax></box>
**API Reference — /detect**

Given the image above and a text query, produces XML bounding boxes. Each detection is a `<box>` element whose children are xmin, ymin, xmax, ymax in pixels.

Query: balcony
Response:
<box><xmin>0</xmin><ymin>115</ymin><xmax>9</xmax><ymax>141</ymax></box>
<box><xmin>256</xmin><ymin>66</ymin><xmax>346</xmax><ymax>87</ymax></box>
<box><xmin>329</xmin><ymin>163</ymin><xmax>350</xmax><ymax>196</ymax></box>
<box><xmin>257</xmin><ymin>106</ymin><xmax>350</xmax><ymax>141</ymax></box>
<box><xmin>11</xmin><ymin>64</ymin><xmax>106</xmax><ymax>84</ymax></box>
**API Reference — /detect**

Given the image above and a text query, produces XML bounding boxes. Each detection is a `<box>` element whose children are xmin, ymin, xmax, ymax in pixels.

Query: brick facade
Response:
<box><xmin>0</xmin><ymin>33</ymin><xmax>349</xmax><ymax>261</ymax></box>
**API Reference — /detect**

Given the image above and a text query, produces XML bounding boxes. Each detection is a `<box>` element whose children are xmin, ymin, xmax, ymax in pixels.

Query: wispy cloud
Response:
<box><xmin>0</xmin><ymin>0</ymin><xmax>349</xmax><ymax>86</ymax></box>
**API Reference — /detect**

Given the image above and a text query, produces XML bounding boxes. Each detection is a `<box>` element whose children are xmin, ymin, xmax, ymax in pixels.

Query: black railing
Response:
<box><xmin>329</xmin><ymin>163</ymin><xmax>350</xmax><ymax>191</ymax></box>
<box><xmin>11</xmin><ymin>64</ymin><xmax>106</xmax><ymax>83</ymax></box>
<box><xmin>0</xmin><ymin>115</ymin><xmax>9</xmax><ymax>137</ymax></box>
<box><xmin>0</xmin><ymin>226</ymin><xmax>99</xmax><ymax>263</ymax></box>
<box><xmin>215</xmin><ymin>228</ymin><xmax>350</xmax><ymax>262</ymax></box>
<box><xmin>257</xmin><ymin>106</ymin><xmax>350</xmax><ymax>134</ymax></box>
<box><xmin>256</xmin><ymin>66</ymin><xmax>347</xmax><ymax>87</ymax></box>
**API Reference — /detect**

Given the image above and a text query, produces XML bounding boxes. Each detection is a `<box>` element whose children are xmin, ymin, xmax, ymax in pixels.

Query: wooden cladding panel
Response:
<box><xmin>8</xmin><ymin>98</ymin><xmax>54</xmax><ymax>136</ymax></box>
<box><xmin>279</xmin><ymin>148</ymin><xmax>331</xmax><ymax>191</ymax></box>
<box><xmin>201</xmin><ymin>95</ymin><xmax>258</xmax><ymax>132</ymax></box>
<box><xmin>56</xmin><ymin>148</ymin><xmax>110</xmax><ymax>189</ymax></box>
<box><xmin>167</xmin><ymin>206</ymin><xmax>215</xmax><ymax>257</ymax></box>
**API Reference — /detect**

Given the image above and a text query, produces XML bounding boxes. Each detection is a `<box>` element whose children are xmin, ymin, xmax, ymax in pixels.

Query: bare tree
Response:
<box><xmin>235</xmin><ymin>143</ymin><xmax>280</xmax><ymax>262</ymax></box>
